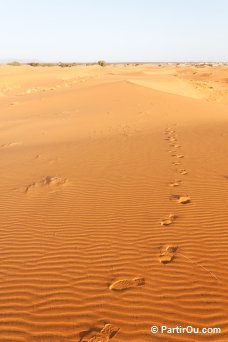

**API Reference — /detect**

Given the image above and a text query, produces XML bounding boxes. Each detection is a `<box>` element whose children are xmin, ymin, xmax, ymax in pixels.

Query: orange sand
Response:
<box><xmin>0</xmin><ymin>63</ymin><xmax>228</xmax><ymax>341</ymax></box>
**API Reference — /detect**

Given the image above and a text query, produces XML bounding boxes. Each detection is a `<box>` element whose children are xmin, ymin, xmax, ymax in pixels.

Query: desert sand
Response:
<box><xmin>0</xmin><ymin>63</ymin><xmax>228</xmax><ymax>341</ymax></box>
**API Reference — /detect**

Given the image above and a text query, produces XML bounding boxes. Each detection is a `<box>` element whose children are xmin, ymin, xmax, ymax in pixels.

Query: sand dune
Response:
<box><xmin>128</xmin><ymin>75</ymin><xmax>203</xmax><ymax>99</ymax></box>
<box><xmin>0</xmin><ymin>64</ymin><xmax>228</xmax><ymax>341</ymax></box>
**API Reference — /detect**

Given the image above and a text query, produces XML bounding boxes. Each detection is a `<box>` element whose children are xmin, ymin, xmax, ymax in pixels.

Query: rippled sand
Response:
<box><xmin>0</xmin><ymin>63</ymin><xmax>228</xmax><ymax>341</ymax></box>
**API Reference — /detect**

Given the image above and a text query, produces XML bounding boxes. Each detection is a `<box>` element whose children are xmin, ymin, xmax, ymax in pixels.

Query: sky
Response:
<box><xmin>0</xmin><ymin>0</ymin><xmax>227</xmax><ymax>62</ymax></box>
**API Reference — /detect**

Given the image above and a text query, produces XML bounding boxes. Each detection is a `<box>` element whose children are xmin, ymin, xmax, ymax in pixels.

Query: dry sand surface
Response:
<box><xmin>0</xmin><ymin>63</ymin><xmax>228</xmax><ymax>341</ymax></box>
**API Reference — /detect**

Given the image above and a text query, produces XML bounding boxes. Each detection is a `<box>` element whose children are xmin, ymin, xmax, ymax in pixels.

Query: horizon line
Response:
<box><xmin>1</xmin><ymin>60</ymin><xmax>228</xmax><ymax>65</ymax></box>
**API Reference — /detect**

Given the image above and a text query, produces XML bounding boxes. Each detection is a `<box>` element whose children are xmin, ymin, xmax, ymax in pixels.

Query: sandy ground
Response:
<box><xmin>0</xmin><ymin>63</ymin><xmax>228</xmax><ymax>341</ymax></box>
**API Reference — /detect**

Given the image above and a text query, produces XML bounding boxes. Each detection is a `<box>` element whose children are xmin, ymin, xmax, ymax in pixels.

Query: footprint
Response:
<box><xmin>25</xmin><ymin>176</ymin><xmax>67</xmax><ymax>193</ymax></box>
<box><xmin>169</xmin><ymin>180</ymin><xmax>181</xmax><ymax>187</ymax></box>
<box><xmin>1</xmin><ymin>142</ymin><xmax>21</xmax><ymax>149</ymax></box>
<box><xmin>161</xmin><ymin>213</ymin><xmax>176</xmax><ymax>226</ymax></box>
<box><xmin>179</xmin><ymin>169</ymin><xmax>188</xmax><ymax>175</ymax></box>
<box><xmin>165</xmin><ymin>128</ymin><xmax>175</xmax><ymax>134</ymax></box>
<box><xmin>170</xmin><ymin>142</ymin><xmax>180</xmax><ymax>147</ymax></box>
<box><xmin>178</xmin><ymin>196</ymin><xmax>191</xmax><ymax>204</ymax></box>
<box><xmin>176</xmin><ymin>154</ymin><xmax>184</xmax><ymax>159</ymax></box>
<box><xmin>42</xmin><ymin>176</ymin><xmax>66</xmax><ymax>186</ymax></box>
<box><xmin>172</xmin><ymin>161</ymin><xmax>181</xmax><ymax>165</ymax></box>
<box><xmin>24</xmin><ymin>181</ymin><xmax>37</xmax><ymax>193</ymax></box>
<box><xmin>159</xmin><ymin>245</ymin><xmax>178</xmax><ymax>264</ymax></box>
<box><xmin>87</xmin><ymin>324</ymin><xmax>118</xmax><ymax>342</ymax></box>
<box><xmin>109</xmin><ymin>277</ymin><xmax>145</xmax><ymax>291</ymax></box>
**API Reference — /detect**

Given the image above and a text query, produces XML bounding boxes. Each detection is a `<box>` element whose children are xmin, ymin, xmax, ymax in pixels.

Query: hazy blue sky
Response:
<box><xmin>0</xmin><ymin>0</ymin><xmax>227</xmax><ymax>62</ymax></box>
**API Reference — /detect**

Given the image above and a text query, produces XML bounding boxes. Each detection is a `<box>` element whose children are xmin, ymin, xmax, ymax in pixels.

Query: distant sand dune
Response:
<box><xmin>128</xmin><ymin>75</ymin><xmax>203</xmax><ymax>99</ymax></box>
